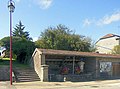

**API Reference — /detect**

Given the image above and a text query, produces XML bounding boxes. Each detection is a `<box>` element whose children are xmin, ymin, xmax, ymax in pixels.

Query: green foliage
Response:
<box><xmin>0</xmin><ymin>24</ymin><xmax>95</xmax><ymax>64</ymax></box>
<box><xmin>35</xmin><ymin>24</ymin><xmax>95</xmax><ymax>52</ymax></box>
<box><xmin>0</xmin><ymin>36</ymin><xmax>21</xmax><ymax>51</ymax></box>
<box><xmin>0</xmin><ymin>37</ymin><xmax>10</xmax><ymax>50</ymax></box>
<box><xmin>12</xmin><ymin>40</ymin><xmax>36</xmax><ymax>63</ymax></box>
<box><xmin>112</xmin><ymin>45</ymin><xmax>120</xmax><ymax>54</ymax></box>
<box><xmin>0</xmin><ymin>36</ymin><xmax>22</xmax><ymax>58</ymax></box>
<box><xmin>0</xmin><ymin>56</ymin><xmax>3</xmax><ymax>61</ymax></box>
<box><xmin>13</xmin><ymin>21</ymin><xmax>32</xmax><ymax>41</ymax></box>
<box><xmin>0</xmin><ymin>37</ymin><xmax>35</xmax><ymax>64</ymax></box>
<box><xmin>0</xmin><ymin>60</ymin><xmax>29</xmax><ymax>68</ymax></box>
<box><xmin>0</xmin><ymin>21</ymin><xmax>35</xmax><ymax>63</ymax></box>
<box><xmin>12</xmin><ymin>21</ymin><xmax>35</xmax><ymax>63</ymax></box>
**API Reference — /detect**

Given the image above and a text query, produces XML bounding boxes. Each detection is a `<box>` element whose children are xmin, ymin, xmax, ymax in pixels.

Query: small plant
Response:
<box><xmin>0</xmin><ymin>56</ymin><xmax>3</xmax><ymax>61</ymax></box>
<box><xmin>0</xmin><ymin>56</ymin><xmax>3</xmax><ymax>60</ymax></box>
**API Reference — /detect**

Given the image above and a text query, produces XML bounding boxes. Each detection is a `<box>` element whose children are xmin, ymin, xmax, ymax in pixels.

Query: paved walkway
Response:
<box><xmin>1</xmin><ymin>79</ymin><xmax>120</xmax><ymax>89</ymax></box>
<box><xmin>0</xmin><ymin>81</ymin><xmax>16</xmax><ymax>89</ymax></box>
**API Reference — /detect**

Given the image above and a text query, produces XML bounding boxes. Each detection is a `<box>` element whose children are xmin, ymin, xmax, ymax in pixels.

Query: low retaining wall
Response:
<box><xmin>49</xmin><ymin>73</ymin><xmax>93</xmax><ymax>82</ymax></box>
<box><xmin>0</xmin><ymin>66</ymin><xmax>10</xmax><ymax>81</ymax></box>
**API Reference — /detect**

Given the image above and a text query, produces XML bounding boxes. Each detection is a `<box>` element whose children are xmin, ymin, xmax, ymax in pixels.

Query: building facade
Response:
<box><xmin>96</xmin><ymin>34</ymin><xmax>120</xmax><ymax>54</ymax></box>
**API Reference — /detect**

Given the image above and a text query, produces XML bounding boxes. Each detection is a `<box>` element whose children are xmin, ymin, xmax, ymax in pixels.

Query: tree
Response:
<box><xmin>35</xmin><ymin>24</ymin><xmax>95</xmax><ymax>52</ymax></box>
<box><xmin>0</xmin><ymin>37</ymin><xmax>10</xmax><ymax>50</ymax></box>
<box><xmin>12</xmin><ymin>40</ymin><xmax>36</xmax><ymax>63</ymax></box>
<box><xmin>0</xmin><ymin>36</ymin><xmax>22</xmax><ymax>58</ymax></box>
<box><xmin>0</xmin><ymin>36</ymin><xmax>21</xmax><ymax>51</ymax></box>
<box><xmin>13</xmin><ymin>21</ymin><xmax>32</xmax><ymax>41</ymax></box>
<box><xmin>0</xmin><ymin>36</ymin><xmax>36</xmax><ymax>63</ymax></box>
<box><xmin>112</xmin><ymin>45</ymin><xmax>120</xmax><ymax>54</ymax></box>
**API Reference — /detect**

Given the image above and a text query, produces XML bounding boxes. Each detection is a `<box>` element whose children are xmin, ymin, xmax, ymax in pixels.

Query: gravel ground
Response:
<box><xmin>1</xmin><ymin>79</ymin><xmax>120</xmax><ymax>89</ymax></box>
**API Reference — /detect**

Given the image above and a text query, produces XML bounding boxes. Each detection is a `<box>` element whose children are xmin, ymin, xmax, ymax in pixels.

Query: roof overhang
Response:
<box><xmin>36</xmin><ymin>48</ymin><xmax>120</xmax><ymax>59</ymax></box>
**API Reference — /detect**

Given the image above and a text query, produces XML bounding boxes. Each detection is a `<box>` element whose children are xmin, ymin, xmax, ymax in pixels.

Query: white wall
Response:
<box><xmin>96</xmin><ymin>36</ymin><xmax>120</xmax><ymax>54</ymax></box>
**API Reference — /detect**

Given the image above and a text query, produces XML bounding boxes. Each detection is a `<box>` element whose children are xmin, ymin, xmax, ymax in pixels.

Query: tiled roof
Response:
<box><xmin>100</xmin><ymin>34</ymin><xmax>120</xmax><ymax>39</ymax></box>
<box><xmin>37</xmin><ymin>48</ymin><xmax>120</xmax><ymax>59</ymax></box>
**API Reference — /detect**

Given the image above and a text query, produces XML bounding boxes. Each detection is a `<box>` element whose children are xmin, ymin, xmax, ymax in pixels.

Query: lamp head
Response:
<box><xmin>8</xmin><ymin>1</ymin><xmax>15</xmax><ymax>13</ymax></box>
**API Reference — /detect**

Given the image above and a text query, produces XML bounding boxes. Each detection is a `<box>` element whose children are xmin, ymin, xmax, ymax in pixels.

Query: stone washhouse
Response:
<box><xmin>30</xmin><ymin>48</ymin><xmax>120</xmax><ymax>82</ymax></box>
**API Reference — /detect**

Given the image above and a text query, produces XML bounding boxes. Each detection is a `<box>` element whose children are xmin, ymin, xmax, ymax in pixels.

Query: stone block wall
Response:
<box><xmin>0</xmin><ymin>66</ymin><xmax>10</xmax><ymax>80</ymax></box>
<box><xmin>84</xmin><ymin>57</ymin><xmax>98</xmax><ymax>78</ymax></box>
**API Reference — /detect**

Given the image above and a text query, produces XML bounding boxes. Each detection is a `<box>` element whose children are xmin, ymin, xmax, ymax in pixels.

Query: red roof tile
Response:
<box><xmin>100</xmin><ymin>34</ymin><xmax>120</xmax><ymax>39</ymax></box>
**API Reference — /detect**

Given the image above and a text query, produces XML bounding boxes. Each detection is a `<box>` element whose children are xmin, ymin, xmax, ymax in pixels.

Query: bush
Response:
<box><xmin>12</xmin><ymin>39</ymin><xmax>36</xmax><ymax>63</ymax></box>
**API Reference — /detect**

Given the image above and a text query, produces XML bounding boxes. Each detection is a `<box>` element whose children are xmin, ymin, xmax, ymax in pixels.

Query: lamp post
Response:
<box><xmin>8</xmin><ymin>0</ymin><xmax>15</xmax><ymax>85</ymax></box>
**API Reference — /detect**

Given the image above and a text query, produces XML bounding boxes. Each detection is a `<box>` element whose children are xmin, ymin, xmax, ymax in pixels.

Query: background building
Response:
<box><xmin>96</xmin><ymin>34</ymin><xmax>120</xmax><ymax>54</ymax></box>
<box><xmin>0</xmin><ymin>47</ymin><xmax>6</xmax><ymax>57</ymax></box>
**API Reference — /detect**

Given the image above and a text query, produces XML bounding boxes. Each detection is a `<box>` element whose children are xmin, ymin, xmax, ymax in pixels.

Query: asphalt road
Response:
<box><xmin>1</xmin><ymin>79</ymin><xmax>120</xmax><ymax>89</ymax></box>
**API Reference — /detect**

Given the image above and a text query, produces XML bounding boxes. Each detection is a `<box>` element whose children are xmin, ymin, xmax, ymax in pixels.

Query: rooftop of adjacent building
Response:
<box><xmin>100</xmin><ymin>33</ymin><xmax>120</xmax><ymax>40</ymax></box>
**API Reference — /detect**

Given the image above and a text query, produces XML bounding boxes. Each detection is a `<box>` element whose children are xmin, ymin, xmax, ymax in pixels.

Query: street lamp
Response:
<box><xmin>8</xmin><ymin>0</ymin><xmax>15</xmax><ymax>85</ymax></box>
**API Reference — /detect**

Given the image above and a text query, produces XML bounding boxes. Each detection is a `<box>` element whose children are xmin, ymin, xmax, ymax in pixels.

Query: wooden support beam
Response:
<box><xmin>73</xmin><ymin>56</ymin><xmax>75</xmax><ymax>74</ymax></box>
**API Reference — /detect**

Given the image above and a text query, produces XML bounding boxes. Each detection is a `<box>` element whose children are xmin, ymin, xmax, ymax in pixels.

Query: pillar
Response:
<box><xmin>95</xmin><ymin>59</ymin><xmax>100</xmax><ymax>78</ymax></box>
<box><xmin>41</xmin><ymin>54</ymin><xmax>45</xmax><ymax>65</ymax></box>
<box><xmin>40</xmin><ymin>65</ymin><xmax>49</xmax><ymax>82</ymax></box>
<box><xmin>72</xmin><ymin>56</ymin><xmax>75</xmax><ymax>74</ymax></box>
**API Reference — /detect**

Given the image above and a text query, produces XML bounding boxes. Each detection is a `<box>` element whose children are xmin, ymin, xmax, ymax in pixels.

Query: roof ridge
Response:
<box><xmin>100</xmin><ymin>33</ymin><xmax>120</xmax><ymax>39</ymax></box>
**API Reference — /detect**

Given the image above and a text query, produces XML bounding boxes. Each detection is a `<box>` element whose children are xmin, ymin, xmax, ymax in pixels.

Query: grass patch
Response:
<box><xmin>0</xmin><ymin>60</ymin><xmax>9</xmax><ymax>66</ymax></box>
<box><xmin>0</xmin><ymin>59</ymin><xmax>29</xmax><ymax>68</ymax></box>
<box><xmin>2</xmin><ymin>58</ymin><xmax>16</xmax><ymax>60</ymax></box>
<box><xmin>13</xmin><ymin>61</ymin><xmax>29</xmax><ymax>68</ymax></box>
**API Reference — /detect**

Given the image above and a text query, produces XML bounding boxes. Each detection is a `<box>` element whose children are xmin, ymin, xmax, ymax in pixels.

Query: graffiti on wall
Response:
<box><xmin>100</xmin><ymin>62</ymin><xmax>112</xmax><ymax>73</ymax></box>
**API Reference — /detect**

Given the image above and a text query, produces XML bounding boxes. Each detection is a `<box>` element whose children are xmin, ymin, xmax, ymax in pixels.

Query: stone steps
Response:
<box><xmin>13</xmin><ymin>67</ymin><xmax>40</xmax><ymax>82</ymax></box>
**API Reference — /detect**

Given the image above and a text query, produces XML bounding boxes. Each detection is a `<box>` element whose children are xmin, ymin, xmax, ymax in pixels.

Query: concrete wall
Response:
<box><xmin>85</xmin><ymin>57</ymin><xmax>96</xmax><ymax>73</ymax></box>
<box><xmin>30</xmin><ymin>51</ymin><xmax>42</xmax><ymax>80</ymax></box>
<box><xmin>97</xmin><ymin>58</ymin><xmax>120</xmax><ymax>78</ymax></box>
<box><xmin>84</xmin><ymin>57</ymin><xmax>99</xmax><ymax>78</ymax></box>
<box><xmin>0</xmin><ymin>66</ymin><xmax>9</xmax><ymax>80</ymax></box>
<box><xmin>96</xmin><ymin>36</ymin><xmax>119</xmax><ymax>54</ymax></box>
<box><xmin>46</xmin><ymin>61</ymin><xmax>61</xmax><ymax>75</ymax></box>
<box><xmin>97</xmin><ymin>58</ymin><xmax>120</xmax><ymax>62</ymax></box>
<box><xmin>30</xmin><ymin>50</ymin><xmax>48</xmax><ymax>81</ymax></box>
